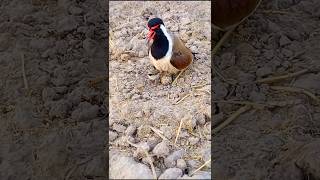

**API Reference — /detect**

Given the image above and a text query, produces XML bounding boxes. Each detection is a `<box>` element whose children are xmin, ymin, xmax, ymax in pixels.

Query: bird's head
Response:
<box><xmin>146</xmin><ymin>17</ymin><xmax>165</xmax><ymax>44</ymax></box>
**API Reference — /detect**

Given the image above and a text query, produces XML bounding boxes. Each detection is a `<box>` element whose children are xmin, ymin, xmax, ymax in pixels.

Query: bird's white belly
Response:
<box><xmin>149</xmin><ymin>53</ymin><xmax>179</xmax><ymax>74</ymax></box>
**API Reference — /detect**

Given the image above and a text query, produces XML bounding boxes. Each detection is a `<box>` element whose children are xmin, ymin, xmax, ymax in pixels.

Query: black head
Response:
<box><xmin>147</xmin><ymin>17</ymin><xmax>164</xmax><ymax>29</ymax></box>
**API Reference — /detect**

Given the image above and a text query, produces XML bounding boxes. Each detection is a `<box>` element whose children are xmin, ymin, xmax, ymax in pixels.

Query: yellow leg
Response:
<box><xmin>172</xmin><ymin>69</ymin><xmax>185</xmax><ymax>85</ymax></box>
<box><xmin>213</xmin><ymin>27</ymin><xmax>235</xmax><ymax>55</ymax></box>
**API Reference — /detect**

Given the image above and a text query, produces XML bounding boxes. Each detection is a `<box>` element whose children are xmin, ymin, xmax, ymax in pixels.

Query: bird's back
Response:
<box><xmin>213</xmin><ymin>0</ymin><xmax>261</xmax><ymax>31</ymax></box>
<box><xmin>169</xmin><ymin>34</ymin><xmax>193</xmax><ymax>71</ymax></box>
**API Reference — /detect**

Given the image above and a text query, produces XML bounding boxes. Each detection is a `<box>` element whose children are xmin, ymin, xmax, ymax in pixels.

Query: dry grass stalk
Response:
<box><xmin>270</xmin><ymin>86</ymin><xmax>320</xmax><ymax>103</ymax></box>
<box><xmin>144</xmin><ymin>149</ymin><xmax>157</xmax><ymax>180</ymax></box>
<box><xmin>190</xmin><ymin>159</ymin><xmax>211</xmax><ymax>176</ymax></box>
<box><xmin>174</xmin><ymin>93</ymin><xmax>191</xmax><ymax>105</ymax></box>
<box><xmin>21</xmin><ymin>53</ymin><xmax>29</xmax><ymax>91</ymax></box>
<box><xmin>255</xmin><ymin>69</ymin><xmax>309</xmax><ymax>84</ymax></box>
<box><xmin>174</xmin><ymin>117</ymin><xmax>185</xmax><ymax>145</ymax></box>
<box><xmin>148</xmin><ymin>126</ymin><xmax>168</xmax><ymax>141</ymax></box>
<box><xmin>213</xmin><ymin>105</ymin><xmax>251</xmax><ymax>134</ymax></box>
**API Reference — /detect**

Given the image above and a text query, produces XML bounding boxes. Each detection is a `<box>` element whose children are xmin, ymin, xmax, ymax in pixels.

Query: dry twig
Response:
<box><xmin>144</xmin><ymin>150</ymin><xmax>157</xmax><ymax>180</ymax></box>
<box><xmin>270</xmin><ymin>86</ymin><xmax>320</xmax><ymax>103</ymax></box>
<box><xmin>174</xmin><ymin>117</ymin><xmax>185</xmax><ymax>145</ymax></box>
<box><xmin>21</xmin><ymin>53</ymin><xmax>29</xmax><ymax>91</ymax></box>
<box><xmin>174</xmin><ymin>93</ymin><xmax>191</xmax><ymax>105</ymax></box>
<box><xmin>213</xmin><ymin>105</ymin><xmax>251</xmax><ymax>134</ymax></box>
<box><xmin>190</xmin><ymin>159</ymin><xmax>211</xmax><ymax>176</ymax></box>
<box><xmin>255</xmin><ymin>69</ymin><xmax>309</xmax><ymax>84</ymax></box>
<box><xmin>149</xmin><ymin>126</ymin><xmax>168</xmax><ymax>141</ymax></box>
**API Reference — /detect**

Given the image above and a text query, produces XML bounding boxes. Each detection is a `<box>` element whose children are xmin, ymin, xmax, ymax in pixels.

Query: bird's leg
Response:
<box><xmin>213</xmin><ymin>27</ymin><xmax>235</xmax><ymax>55</ymax></box>
<box><xmin>172</xmin><ymin>69</ymin><xmax>185</xmax><ymax>85</ymax></box>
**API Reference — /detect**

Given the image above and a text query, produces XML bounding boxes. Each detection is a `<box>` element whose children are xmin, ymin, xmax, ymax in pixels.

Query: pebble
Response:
<box><xmin>160</xmin><ymin>75</ymin><xmax>172</xmax><ymax>85</ymax></box>
<box><xmin>281</xmin><ymin>48</ymin><xmax>294</xmax><ymax>58</ymax></box>
<box><xmin>164</xmin><ymin>149</ymin><xmax>185</xmax><ymax>168</ymax></box>
<box><xmin>147</xmin><ymin>136</ymin><xmax>160</xmax><ymax>150</ymax></box>
<box><xmin>279</xmin><ymin>34</ymin><xmax>291</xmax><ymax>47</ymax></box>
<box><xmin>71</xmin><ymin>102</ymin><xmax>100</xmax><ymax>121</ymax></box>
<box><xmin>112</xmin><ymin>123</ymin><xmax>126</xmax><ymax>133</ymax></box>
<box><xmin>120</xmin><ymin>54</ymin><xmax>130</xmax><ymax>61</ymax></box>
<box><xmin>160</xmin><ymin>126</ymin><xmax>173</xmax><ymax>139</ymax></box>
<box><xmin>176</xmin><ymin>159</ymin><xmax>187</xmax><ymax>170</ymax></box>
<box><xmin>188</xmin><ymin>137</ymin><xmax>200</xmax><ymax>145</ymax></box>
<box><xmin>256</xmin><ymin>66</ymin><xmax>273</xmax><ymax>77</ymax></box>
<box><xmin>110</xmin><ymin>152</ymin><xmax>153</xmax><ymax>179</ymax></box>
<box><xmin>194</xmin><ymin>113</ymin><xmax>206</xmax><ymax>125</ymax></box>
<box><xmin>109</xmin><ymin>131</ymin><xmax>118</xmax><ymax>141</ymax></box>
<box><xmin>152</xmin><ymin>141</ymin><xmax>170</xmax><ymax>157</ymax></box>
<box><xmin>57</xmin><ymin>16</ymin><xmax>78</xmax><ymax>33</ymax></box>
<box><xmin>137</xmin><ymin>125</ymin><xmax>152</xmax><ymax>138</ymax></box>
<box><xmin>125</xmin><ymin>125</ymin><xmax>137</xmax><ymax>136</ymax></box>
<box><xmin>220</xmin><ymin>52</ymin><xmax>236</xmax><ymax>69</ymax></box>
<box><xmin>159</xmin><ymin>168</ymin><xmax>183</xmax><ymax>179</ymax></box>
<box><xmin>83</xmin><ymin>38</ymin><xmax>97</xmax><ymax>56</ymax></box>
<box><xmin>69</xmin><ymin>6</ymin><xmax>83</xmax><ymax>15</ymax></box>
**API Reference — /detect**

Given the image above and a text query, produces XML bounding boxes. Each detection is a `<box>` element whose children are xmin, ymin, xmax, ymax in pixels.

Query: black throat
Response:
<box><xmin>150</xmin><ymin>28</ymin><xmax>169</xmax><ymax>60</ymax></box>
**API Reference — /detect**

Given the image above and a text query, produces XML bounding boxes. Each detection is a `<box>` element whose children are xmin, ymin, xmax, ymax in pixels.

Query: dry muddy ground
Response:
<box><xmin>109</xmin><ymin>1</ymin><xmax>211</xmax><ymax>179</ymax></box>
<box><xmin>213</xmin><ymin>0</ymin><xmax>320</xmax><ymax>179</ymax></box>
<box><xmin>0</xmin><ymin>0</ymin><xmax>107</xmax><ymax>179</ymax></box>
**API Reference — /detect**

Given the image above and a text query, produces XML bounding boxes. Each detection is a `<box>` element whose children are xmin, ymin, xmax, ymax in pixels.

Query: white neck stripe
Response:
<box><xmin>160</xmin><ymin>24</ymin><xmax>173</xmax><ymax>59</ymax></box>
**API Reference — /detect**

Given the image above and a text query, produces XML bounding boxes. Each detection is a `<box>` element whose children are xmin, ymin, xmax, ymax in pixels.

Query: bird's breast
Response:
<box><xmin>149</xmin><ymin>52</ymin><xmax>179</xmax><ymax>74</ymax></box>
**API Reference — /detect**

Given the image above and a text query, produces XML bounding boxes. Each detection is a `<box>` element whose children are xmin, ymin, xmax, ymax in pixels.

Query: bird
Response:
<box><xmin>213</xmin><ymin>0</ymin><xmax>262</xmax><ymax>54</ymax></box>
<box><xmin>146</xmin><ymin>17</ymin><xmax>193</xmax><ymax>85</ymax></box>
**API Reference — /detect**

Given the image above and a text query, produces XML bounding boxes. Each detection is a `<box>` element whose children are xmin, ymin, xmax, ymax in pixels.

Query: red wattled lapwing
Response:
<box><xmin>146</xmin><ymin>17</ymin><xmax>194</xmax><ymax>85</ymax></box>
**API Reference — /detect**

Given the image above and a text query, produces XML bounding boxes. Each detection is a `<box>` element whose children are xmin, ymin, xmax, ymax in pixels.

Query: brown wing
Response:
<box><xmin>213</xmin><ymin>0</ymin><xmax>261</xmax><ymax>31</ymax></box>
<box><xmin>170</xmin><ymin>35</ymin><xmax>193</xmax><ymax>70</ymax></box>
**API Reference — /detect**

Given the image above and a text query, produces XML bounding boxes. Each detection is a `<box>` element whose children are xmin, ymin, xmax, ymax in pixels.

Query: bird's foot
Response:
<box><xmin>147</xmin><ymin>67</ymin><xmax>160</xmax><ymax>84</ymax></box>
<box><xmin>160</xmin><ymin>72</ymin><xmax>172</xmax><ymax>85</ymax></box>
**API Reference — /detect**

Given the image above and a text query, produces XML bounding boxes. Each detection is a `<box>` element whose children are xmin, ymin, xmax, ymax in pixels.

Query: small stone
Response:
<box><xmin>176</xmin><ymin>159</ymin><xmax>187</xmax><ymax>170</ymax></box>
<box><xmin>112</xmin><ymin>123</ymin><xmax>126</xmax><ymax>133</ymax></box>
<box><xmin>160</xmin><ymin>126</ymin><xmax>173</xmax><ymax>139</ymax></box>
<box><xmin>187</xmin><ymin>160</ymin><xmax>201</xmax><ymax>169</ymax></box>
<box><xmin>279</xmin><ymin>34</ymin><xmax>291</xmax><ymax>47</ymax></box>
<box><xmin>71</xmin><ymin>102</ymin><xmax>99</xmax><ymax>121</ymax></box>
<box><xmin>69</xmin><ymin>6</ymin><xmax>83</xmax><ymax>15</ymax></box>
<box><xmin>181</xmin><ymin>17</ymin><xmax>191</xmax><ymax>25</ymax></box>
<box><xmin>282</xmin><ymin>48</ymin><xmax>293</xmax><ymax>58</ymax></box>
<box><xmin>164</xmin><ymin>149</ymin><xmax>185</xmax><ymax>168</ymax></box>
<box><xmin>120</xmin><ymin>54</ymin><xmax>130</xmax><ymax>61</ymax></box>
<box><xmin>220</xmin><ymin>52</ymin><xmax>236</xmax><ymax>69</ymax></box>
<box><xmin>188</xmin><ymin>137</ymin><xmax>200</xmax><ymax>145</ymax></box>
<box><xmin>194</xmin><ymin>113</ymin><xmax>206</xmax><ymax>125</ymax></box>
<box><xmin>137</xmin><ymin>125</ymin><xmax>152</xmax><ymax>138</ymax></box>
<box><xmin>110</xmin><ymin>152</ymin><xmax>153</xmax><ymax>179</ymax></box>
<box><xmin>125</xmin><ymin>125</ymin><xmax>137</xmax><ymax>136</ymax></box>
<box><xmin>136</xmin><ymin>142</ymin><xmax>150</xmax><ymax>155</ymax></box>
<box><xmin>57</xmin><ymin>16</ymin><xmax>78</xmax><ymax>33</ymax></box>
<box><xmin>159</xmin><ymin>168</ymin><xmax>183</xmax><ymax>179</ymax></box>
<box><xmin>152</xmin><ymin>141</ymin><xmax>170</xmax><ymax>157</ymax></box>
<box><xmin>160</xmin><ymin>75</ymin><xmax>172</xmax><ymax>85</ymax></box>
<box><xmin>138</xmin><ymin>51</ymin><xmax>144</xmax><ymax>57</ymax></box>
<box><xmin>249</xmin><ymin>91</ymin><xmax>266</xmax><ymax>102</ymax></box>
<box><xmin>83</xmin><ymin>38</ymin><xmax>97</xmax><ymax>56</ymax></box>
<box><xmin>256</xmin><ymin>66</ymin><xmax>273</xmax><ymax>77</ymax></box>
<box><xmin>131</xmin><ymin>94</ymin><xmax>141</xmax><ymax>100</ymax></box>
<box><xmin>109</xmin><ymin>131</ymin><xmax>118</xmax><ymax>141</ymax></box>
<box><xmin>264</xmin><ymin>50</ymin><xmax>274</xmax><ymax>60</ymax></box>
